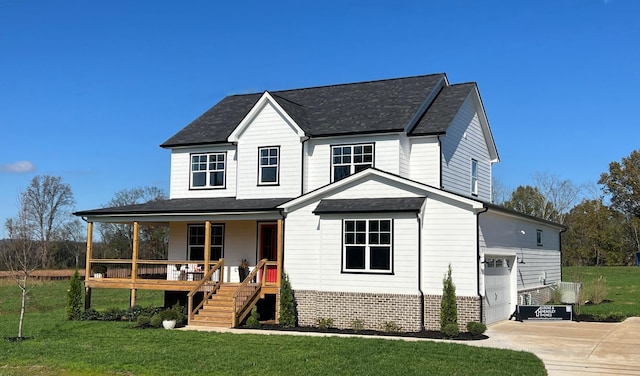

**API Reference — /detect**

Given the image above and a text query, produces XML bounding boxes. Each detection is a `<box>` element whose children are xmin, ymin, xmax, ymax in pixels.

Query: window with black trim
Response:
<box><xmin>332</xmin><ymin>143</ymin><xmax>374</xmax><ymax>182</ymax></box>
<box><xmin>188</xmin><ymin>224</ymin><xmax>224</xmax><ymax>261</ymax></box>
<box><xmin>258</xmin><ymin>146</ymin><xmax>279</xmax><ymax>185</ymax></box>
<box><xmin>191</xmin><ymin>152</ymin><xmax>226</xmax><ymax>189</ymax></box>
<box><xmin>536</xmin><ymin>229</ymin><xmax>543</xmax><ymax>246</ymax></box>
<box><xmin>343</xmin><ymin>219</ymin><xmax>392</xmax><ymax>273</ymax></box>
<box><xmin>471</xmin><ymin>159</ymin><xmax>478</xmax><ymax>196</ymax></box>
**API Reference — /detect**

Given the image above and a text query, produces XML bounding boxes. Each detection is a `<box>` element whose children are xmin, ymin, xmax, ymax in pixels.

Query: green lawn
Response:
<box><xmin>563</xmin><ymin>266</ymin><xmax>640</xmax><ymax>318</ymax></box>
<box><xmin>0</xmin><ymin>280</ymin><xmax>545</xmax><ymax>375</ymax></box>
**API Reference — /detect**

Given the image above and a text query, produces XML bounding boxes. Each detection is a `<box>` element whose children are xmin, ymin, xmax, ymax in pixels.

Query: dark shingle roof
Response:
<box><xmin>410</xmin><ymin>83</ymin><xmax>476</xmax><ymax>136</ymax></box>
<box><xmin>313</xmin><ymin>197</ymin><xmax>426</xmax><ymax>214</ymax></box>
<box><xmin>73</xmin><ymin>197</ymin><xmax>292</xmax><ymax>217</ymax></box>
<box><xmin>161</xmin><ymin>74</ymin><xmax>454</xmax><ymax>147</ymax></box>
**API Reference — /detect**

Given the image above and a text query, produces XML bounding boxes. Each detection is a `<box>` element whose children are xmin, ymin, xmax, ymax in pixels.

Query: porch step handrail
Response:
<box><xmin>187</xmin><ymin>259</ymin><xmax>225</xmax><ymax>322</ymax></box>
<box><xmin>231</xmin><ymin>258</ymin><xmax>268</xmax><ymax>327</ymax></box>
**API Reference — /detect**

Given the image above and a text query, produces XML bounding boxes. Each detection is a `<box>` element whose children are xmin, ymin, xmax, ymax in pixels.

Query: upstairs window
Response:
<box><xmin>332</xmin><ymin>143</ymin><xmax>374</xmax><ymax>182</ymax></box>
<box><xmin>188</xmin><ymin>224</ymin><xmax>224</xmax><ymax>261</ymax></box>
<box><xmin>191</xmin><ymin>153</ymin><xmax>225</xmax><ymax>189</ymax></box>
<box><xmin>258</xmin><ymin>146</ymin><xmax>279</xmax><ymax>185</ymax></box>
<box><xmin>537</xmin><ymin>229</ymin><xmax>543</xmax><ymax>246</ymax></box>
<box><xmin>343</xmin><ymin>219</ymin><xmax>392</xmax><ymax>273</ymax></box>
<box><xmin>471</xmin><ymin>159</ymin><xmax>479</xmax><ymax>196</ymax></box>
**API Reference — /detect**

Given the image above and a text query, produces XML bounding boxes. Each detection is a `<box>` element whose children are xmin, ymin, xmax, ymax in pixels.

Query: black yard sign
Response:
<box><xmin>517</xmin><ymin>305</ymin><xmax>572</xmax><ymax>321</ymax></box>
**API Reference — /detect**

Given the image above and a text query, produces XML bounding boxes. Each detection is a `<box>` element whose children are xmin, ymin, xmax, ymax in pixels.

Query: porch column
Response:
<box><xmin>131</xmin><ymin>221</ymin><xmax>139</xmax><ymax>307</ymax></box>
<box><xmin>84</xmin><ymin>221</ymin><xmax>93</xmax><ymax>280</ymax></box>
<box><xmin>84</xmin><ymin>221</ymin><xmax>93</xmax><ymax>310</ymax></box>
<box><xmin>276</xmin><ymin>219</ymin><xmax>283</xmax><ymax>287</ymax></box>
<box><xmin>204</xmin><ymin>220</ymin><xmax>211</xmax><ymax>271</ymax></box>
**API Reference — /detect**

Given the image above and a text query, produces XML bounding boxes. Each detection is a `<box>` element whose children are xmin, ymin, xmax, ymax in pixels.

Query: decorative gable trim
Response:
<box><xmin>469</xmin><ymin>86</ymin><xmax>499</xmax><ymax>163</ymax></box>
<box><xmin>228</xmin><ymin>91</ymin><xmax>307</xmax><ymax>143</ymax></box>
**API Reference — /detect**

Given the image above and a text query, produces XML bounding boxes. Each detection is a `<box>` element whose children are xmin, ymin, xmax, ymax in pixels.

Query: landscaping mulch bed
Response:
<box><xmin>240</xmin><ymin>324</ymin><xmax>488</xmax><ymax>341</ymax></box>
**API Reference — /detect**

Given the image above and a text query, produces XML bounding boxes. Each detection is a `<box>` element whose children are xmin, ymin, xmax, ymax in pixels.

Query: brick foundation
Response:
<box><xmin>294</xmin><ymin>290</ymin><xmax>482</xmax><ymax>332</ymax></box>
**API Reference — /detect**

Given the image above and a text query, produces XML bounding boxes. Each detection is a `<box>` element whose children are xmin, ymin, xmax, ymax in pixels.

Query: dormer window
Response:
<box><xmin>332</xmin><ymin>143</ymin><xmax>374</xmax><ymax>182</ymax></box>
<box><xmin>191</xmin><ymin>152</ymin><xmax>226</xmax><ymax>189</ymax></box>
<box><xmin>258</xmin><ymin>146</ymin><xmax>279</xmax><ymax>185</ymax></box>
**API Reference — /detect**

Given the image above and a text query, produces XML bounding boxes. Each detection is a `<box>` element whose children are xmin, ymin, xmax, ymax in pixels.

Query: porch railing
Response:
<box><xmin>87</xmin><ymin>259</ymin><xmax>209</xmax><ymax>281</ymax></box>
<box><xmin>232</xmin><ymin>258</ymin><xmax>269</xmax><ymax>327</ymax></box>
<box><xmin>187</xmin><ymin>259</ymin><xmax>225</xmax><ymax>322</ymax></box>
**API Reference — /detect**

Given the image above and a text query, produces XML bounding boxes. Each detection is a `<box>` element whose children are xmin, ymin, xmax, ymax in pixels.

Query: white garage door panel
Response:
<box><xmin>485</xmin><ymin>265</ymin><xmax>511</xmax><ymax>324</ymax></box>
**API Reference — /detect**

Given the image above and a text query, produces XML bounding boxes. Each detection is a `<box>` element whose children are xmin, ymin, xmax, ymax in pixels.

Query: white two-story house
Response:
<box><xmin>75</xmin><ymin>73</ymin><xmax>564</xmax><ymax>331</ymax></box>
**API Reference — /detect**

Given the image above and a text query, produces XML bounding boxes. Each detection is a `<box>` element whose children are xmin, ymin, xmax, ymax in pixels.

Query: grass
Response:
<box><xmin>0</xmin><ymin>280</ymin><xmax>546</xmax><ymax>375</ymax></box>
<box><xmin>563</xmin><ymin>266</ymin><xmax>640</xmax><ymax>319</ymax></box>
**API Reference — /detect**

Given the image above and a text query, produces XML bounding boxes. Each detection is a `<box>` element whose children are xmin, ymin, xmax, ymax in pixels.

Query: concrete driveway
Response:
<box><xmin>470</xmin><ymin>317</ymin><xmax>640</xmax><ymax>375</ymax></box>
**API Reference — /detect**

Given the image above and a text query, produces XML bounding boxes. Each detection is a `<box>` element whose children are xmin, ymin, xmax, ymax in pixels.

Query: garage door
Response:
<box><xmin>484</xmin><ymin>258</ymin><xmax>511</xmax><ymax>324</ymax></box>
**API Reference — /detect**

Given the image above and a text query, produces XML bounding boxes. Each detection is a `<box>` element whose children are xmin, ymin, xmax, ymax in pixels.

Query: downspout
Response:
<box><xmin>559</xmin><ymin>227</ymin><xmax>567</xmax><ymax>281</ymax></box>
<box><xmin>416</xmin><ymin>212</ymin><xmax>425</xmax><ymax>331</ymax></box>
<box><xmin>476</xmin><ymin>205</ymin><xmax>489</xmax><ymax>324</ymax></box>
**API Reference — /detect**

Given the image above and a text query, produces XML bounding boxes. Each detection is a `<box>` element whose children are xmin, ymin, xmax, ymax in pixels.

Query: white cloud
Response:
<box><xmin>0</xmin><ymin>161</ymin><xmax>36</xmax><ymax>173</ymax></box>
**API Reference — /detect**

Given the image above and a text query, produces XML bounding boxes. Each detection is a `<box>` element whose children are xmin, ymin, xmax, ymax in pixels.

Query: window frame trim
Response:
<box><xmin>536</xmin><ymin>229</ymin><xmax>543</xmax><ymax>247</ymax></box>
<box><xmin>257</xmin><ymin>146</ymin><xmax>280</xmax><ymax>186</ymax></box>
<box><xmin>330</xmin><ymin>142</ymin><xmax>375</xmax><ymax>183</ymax></box>
<box><xmin>340</xmin><ymin>218</ymin><xmax>394</xmax><ymax>275</ymax></box>
<box><xmin>187</xmin><ymin>223</ymin><xmax>225</xmax><ymax>261</ymax></box>
<box><xmin>189</xmin><ymin>152</ymin><xmax>227</xmax><ymax>190</ymax></box>
<box><xmin>471</xmin><ymin>158</ymin><xmax>479</xmax><ymax>196</ymax></box>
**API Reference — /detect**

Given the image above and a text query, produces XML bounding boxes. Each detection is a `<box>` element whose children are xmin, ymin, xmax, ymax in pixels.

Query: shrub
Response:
<box><xmin>381</xmin><ymin>321</ymin><xmax>402</xmax><ymax>333</ymax></box>
<box><xmin>245</xmin><ymin>306</ymin><xmax>261</xmax><ymax>328</ymax></box>
<box><xmin>171</xmin><ymin>303</ymin><xmax>186</xmax><ymax>325</ymax></box>
<box><xmin>442</xmin><ymin>323</ymin><xmax>459</xmax><ymax>338</ymax></box>
<box><xmin>440</xmin><ymin>264</ymin><xmax>458</xmax><ymax>331</ymax></box>
<box><xmin>159</xmin><ymin>309</ymin><xmax>179</xmax><ymax>321</ymax></box>
<box><xmin>549</xmin><ymin>285</ymin><xmax>563</xmax><ymax>305</ymax></box>
<box><xmin>66</xmin><ymin>270</ymin><xmax>83</xmax><ymax>321</ymax></box>
<box><xmin>150</xmin><ymin>314</ymin><xmax>163</xmax><ymax>328</ymax></box>
<box><xmin>278</xmin><ymin>272</ymin><xmax>297</xmax><ymax>328</ymax></box>
<box><xmin>80</xmin><ymin>308</ymin><xmax>101</xmax><ymax>321</ymax></box>
<box><xmin>316</xmin><ymin>317</ymin><xmax>334</xmax><ymax>330</ymax></box>
<box><xmin>134</xmin><ymin>315</ymin><xmax>151</xmax><ymax>328</ymax></box>
<box><xmin>350</xmin><ymin>318</ymin><xmax>365</xmax><ymax>332</ymax></box>
<box><xmin>466</xmin><ymin>321</ymin><xmax>487</xmax><ymax>336</ymax></box>
<box><xmin>103</xmin><ymin>307</ymin><xmax>127</xmax><ymax>321</ymax></box>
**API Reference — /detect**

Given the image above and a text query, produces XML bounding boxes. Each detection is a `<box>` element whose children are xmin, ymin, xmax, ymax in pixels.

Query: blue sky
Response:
<box><xmin>1</xmin><ymin>0</ymin><xmax>638</xmax><ymax>236</ymax></box>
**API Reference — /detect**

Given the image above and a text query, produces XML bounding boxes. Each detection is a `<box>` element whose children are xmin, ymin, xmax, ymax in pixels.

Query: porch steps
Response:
<box><xmin>190</xmin><ymin>283</ymin><xmax>259</xmax><ymax>327</ymax></box>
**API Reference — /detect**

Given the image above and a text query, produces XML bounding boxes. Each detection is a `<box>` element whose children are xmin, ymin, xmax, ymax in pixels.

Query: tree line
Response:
<box><xmin>1</xmin><ymin>177</ymin><xmax>168</xmax><ymax>271</ymax></box>
<box><xmin>3</xmin><ymin>150</ymin><xmax>640</xmax><ymax>271</ymax></box>
<box><xmin>495</xmin><ymin>150</ymin><xmax>640</xmax><ymax>266</ymax></box>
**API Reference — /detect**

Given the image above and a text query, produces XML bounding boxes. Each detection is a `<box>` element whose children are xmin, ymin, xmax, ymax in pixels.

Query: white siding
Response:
<box><xmin>169</xmin><ymin>146</ymin><xmax>237</xmax><ymax>199</ymax></box>
<box><xmin>421</xmin><ymin>196</ymin><xmax>478</xmax><ymax>296</ymax></box>
<box><xmin>235</xmin><ymin>102</ymin><xmax>302</xmax><ymax>199</ymax></box>
<box><xmin>440</xmin><ymin>96</ymin><xmax>492</xmax><ymax>200</ymax></box>
<box><xmin>304</xmin><ymin>134</ymin><xmax>402</xmax><ymax>193</ymax></box>
<box><xmin>284</xmin><ymin>202</ymin><xmax>420</xmax><ymax>295</ymax></box>
<box><xmin>479</xmin><ymin>211</ymin><xmax>561</xmax><ymax>291</ymax></box>
<box><xmin>409</xmin><ymin>136</ymin><xmax>440</xmax><ymax>187</ymax></box>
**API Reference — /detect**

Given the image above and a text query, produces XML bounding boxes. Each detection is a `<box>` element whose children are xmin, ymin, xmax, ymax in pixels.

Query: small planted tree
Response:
<box><xmin>440</xmin><ymin>264</ymin><xmax>458</xmax><ymax>335</ymax></box>
<box><xmin>279</xmin><ymin>271</ymin><xmax>297</xmax><ymax>327</ymax></box>
<box><xmin>1</xmin><ymin>198</ymin><xmax>45</xmax><ymax>339</ymax></box>
<box><xmin>66</xmin><ymin>269</ymin><xmax>83</xmax><ymax>320</ymax></box>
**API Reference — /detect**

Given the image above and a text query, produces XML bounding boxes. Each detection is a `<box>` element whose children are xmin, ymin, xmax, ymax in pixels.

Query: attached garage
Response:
<box><xmin>484</xmin><ymin>257</ymin><xmax>513</xmax><ymax>324</ymax></box>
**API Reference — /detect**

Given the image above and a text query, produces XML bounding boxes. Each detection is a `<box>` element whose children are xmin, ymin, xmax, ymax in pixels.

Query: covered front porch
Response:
<box><xmin>75</xmin><ymin>197</ymin><xmax>290</xmax><ymax>327</ymax></box>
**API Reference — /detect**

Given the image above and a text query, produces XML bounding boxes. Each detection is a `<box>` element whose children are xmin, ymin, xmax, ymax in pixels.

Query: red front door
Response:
<box><xmin>259</xmin><ymin>223</ymin><xmax>278</xmax><ymax>283</ymax></box>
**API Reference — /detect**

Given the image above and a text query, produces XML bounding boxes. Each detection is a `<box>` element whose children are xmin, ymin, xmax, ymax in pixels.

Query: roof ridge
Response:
<box><xmin>272</xmin><ymin>73</ymin><xmax>447</xmax><ymax>94</ymax></box>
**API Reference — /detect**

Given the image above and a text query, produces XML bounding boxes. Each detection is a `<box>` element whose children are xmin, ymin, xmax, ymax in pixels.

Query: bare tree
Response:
<box><xmin>1</xmin><ymin>198</ymin><xmax>45</xmax><ymax>339</ymax></box>
<box><xmin>97</xmin><ymin>186</ymin><xmax>167</xmax><ymax>259</ymax></box>
<box><xmin>491</xmin><ymin>176</ymin><xmax>510</xmax><ymax>205</ymax></box>
<box><xmin>532</xmin><ymin>172</ymin><xmax>582</xmax><ymax>223</ymax></box>
<box><xmin>23</xmin><ymin>175</ymin><xmax>75</xmax><ymax>268</ymax></box>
